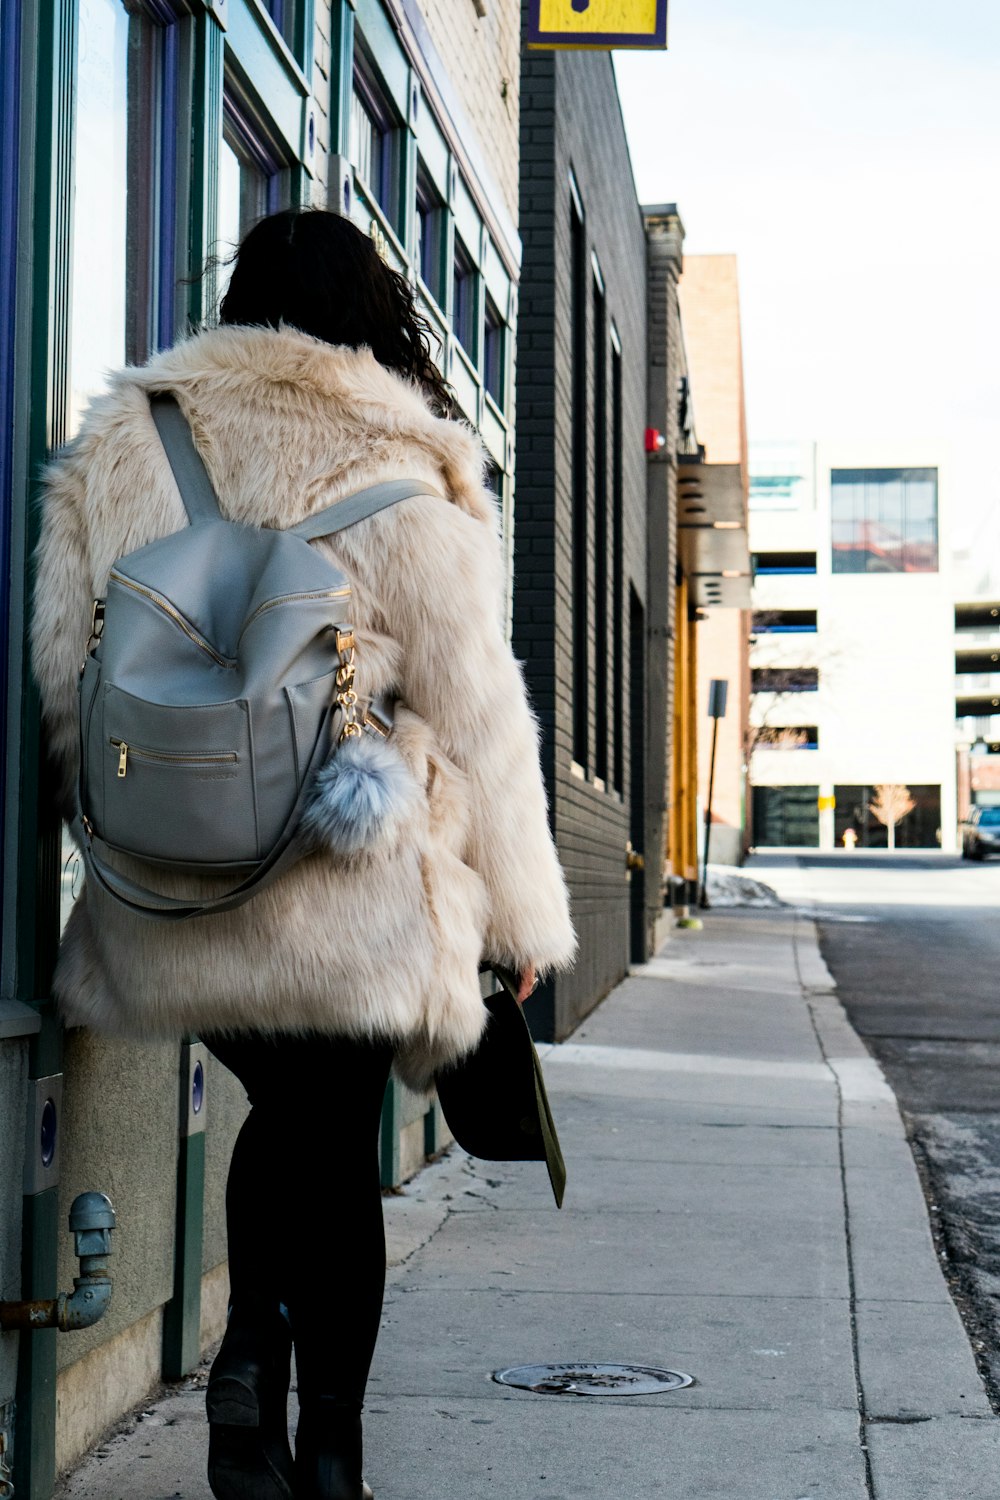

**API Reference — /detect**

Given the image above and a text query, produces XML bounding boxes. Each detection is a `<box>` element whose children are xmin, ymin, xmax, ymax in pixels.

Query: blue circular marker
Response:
<box><xmin>40</xmin><ymin>1098</ymin><xmax>57</xmax><ymax>1168</ymax></box>
<box><xmin>192</xmin><ymin>1060</ymin><xmax>205</xmax><ymax>1115</ymax></box>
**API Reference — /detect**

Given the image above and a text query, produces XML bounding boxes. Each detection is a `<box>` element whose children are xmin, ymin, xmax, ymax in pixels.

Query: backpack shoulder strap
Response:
<box><xmin>149</xmin><ymin>393</ymin><xmax>222</xmax><ymax>526</ymax></box>
<box><xmin>288</xmin><ymin>478</ymin><xmax>443</xmax><ymax>542</ymax></box>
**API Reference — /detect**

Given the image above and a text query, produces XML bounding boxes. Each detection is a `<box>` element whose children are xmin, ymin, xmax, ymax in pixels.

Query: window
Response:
<box><xmin>350</xmin><ymin>63</ymin><xmax>398</xmax><ymax>227</ymax></box>
<box><xmin>834</xmin><ymin>785</ymin><xmax>941</xmax><ymax>848</ymax></box>
<box><xmin>126</xmin><ymin>3</ymin><xmax>184</xmax><ymax>360</ymax></box>
<box><xmin>64</xmin><ymin>0</ymin><xmax>131</xmax><ymax>924</ymax></box>
<box><xmin>483</xmin><ymin>294</ymin><xmax>505</xmax><ymax>408</ymax></box>
<box><xmin>592</xmin><ymin>274</ymin><xmax>608</xmax><ymax>785</ymax></box>
<box><xmin>611</xmin><ymin>338</ymin><xmax>624</xmax><ymax>794</ymax></box>
<box><xmin>831</xmin><ymin>468</ymin><xmax>938</xmax><ymax>574</ymax></box>
<box><xmin>452</xmin><ymin>235</ymin><xmax>477</xmax><ymax>358</ymax></box>
<box><xmin>752</xmin><ymin>786</ymin><xmax>820</xmax><ymax>847</ymax></box>
<box><xmin>956</xmin><ymin>648</ymin><xmax>1000</xmax><ymax>677</ymax></box>
<box><xmin>750</xmin><ymin>441</ymin><xmax>816</xmax><ymax>512</ymax></box>
<box><xmin>956</xmin><ymin>603</ymin><xmax>1000</xmax><ymax>631</ymax></box>
<box><xmin>69</xmin><ymin>0</ymin><xmax>129</xmax><ymax>432</ymax></box>
<box><xmin>751</xmin><ymin>668</ymin><xmax>819</xmax><ymax>694</ymax></box>
<box><xmin>217</xmin><ymin>92</ymin><xmax>292</xmax><ymax>305</ymax></box>
<box><xmin>753</xmin><ymin>551</ymin><xmax>817</xmax><ymax>576</ymax></box>
<box><xmin>570</xmin><ymin>195</ymin><xmax>588</xmax><ymax>768</ymax></box>
<box><xmin>755</xmin><ymin>726</ymin><xmax>819</xmax><ymax>751</ymax></box>
<box><xmin>415</xmin><ymin>162</ymin><xmax>446</xmax><ymax>307</ymax></box>
<box><xmin>262</xmin><ymin>0</ymin><xmax>299</xmax><ymax>53</ymax></box>
<box><xmin>752</xmin><ymin>610</ymin><xmax>818</xmax><ymax>634</ymax></box>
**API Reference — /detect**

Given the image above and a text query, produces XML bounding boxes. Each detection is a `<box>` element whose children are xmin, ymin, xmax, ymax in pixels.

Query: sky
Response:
<box><xmin>614</xmin><ymin>0</ymin><xmax>1000</xmax><ymax>551</ymax></box>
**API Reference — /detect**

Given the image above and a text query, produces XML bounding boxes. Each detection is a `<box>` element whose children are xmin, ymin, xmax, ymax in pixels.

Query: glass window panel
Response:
<box><xmin>350</xmin><ymin>87</ymin><xmax>378</xmax><ymax>192</ymax></box>
<box><xmin>350</xmin><ymin>64</ymin><xmax>398</xmax><ymax>225</ymax></box>
<box><xmin>415</xmin><ymin>161</ymin><xmax>445</xmax><ymax>307</ymax></box>
<box><xmin>878</xmin><ymin>473</ymin><xmax>904</xmax><ymax>532</ymax></box>
<box><xmin>126</xmin><ymin>8</ymin><xmax>182</xmax><ymax>360</ymax></box>
<box><xmin>217</xmin><ymin>100</ymin><xmax>291</xmax><ymax>309</ymax></box>
<box><xmin>69</xmin><ymin>0</ymin><xmax>128</xmax><ymax>433</ymax></box>
<box><xmin>483</xmin><ymin>294</ymin><xmax>505</xmax><ymax>407</ymax></box>
<box><xmin>453</xmin><ymin>236</ymin><xmax>477</xmax><ymax>358</ymax></box>
<box><xmin>218</xmin><ymin>135</ymin><xmax>243</xmax><ymax>260</ymax></box>
<box><xmin>831</xmin><ymin>468</ymin><xmax>938</xmax><ymax>574</ymax></box>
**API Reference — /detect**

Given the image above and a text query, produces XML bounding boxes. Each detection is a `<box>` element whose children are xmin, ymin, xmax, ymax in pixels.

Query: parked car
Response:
<box><xmin>961</xmin><ymin>807</ymin><xmax>1000</xmax><ymax>860</ymax></box>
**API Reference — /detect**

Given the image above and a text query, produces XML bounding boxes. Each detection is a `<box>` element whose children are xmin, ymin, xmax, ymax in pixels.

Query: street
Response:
<box><xmin>754</xmin><ymin>851</ymin><xmax>1000</xmax><ymax>1400</ymax></box>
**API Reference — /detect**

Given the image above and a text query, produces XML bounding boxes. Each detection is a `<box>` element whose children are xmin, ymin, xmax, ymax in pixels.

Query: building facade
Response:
<box><xmin>515</xmin><ymin>36</ymin><xmax>692</xmax><ymax>1039</ymax></box>
<box><xmin>677</xmin><ymin>254</ymin><xmax>752</xmax><ymax>870</ymax></box>
<box><xmin>0</xmin><ymin>1</ymin><xmax>521</xmax><ymax>1492</ymax></box>
<box><xmin>954</xmin><ymin>512</ymin><xmax>1000</xmax><ymax>820</ymax></box>
<box><xmin>515</xmin><ymin>41</ymin><xmax>649</xmax><ymax>1033</ymax></box>
<box><xmin>748</xmin><ymin>441</ymin><xmax>956</xmax><ymax>851</ymax></box>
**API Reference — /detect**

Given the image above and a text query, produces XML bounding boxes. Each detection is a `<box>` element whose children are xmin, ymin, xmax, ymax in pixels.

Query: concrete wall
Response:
<box><xmin>514</xmin><ymin>34</ymin><xmax>651</xmax><ymax>1037</ymax></box>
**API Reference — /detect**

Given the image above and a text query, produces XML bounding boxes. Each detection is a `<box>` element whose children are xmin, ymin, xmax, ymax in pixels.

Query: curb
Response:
<box><xmin>794</xmin><ymin>912</ymin><xmax>1000</xmax><ymax>1493</ymax></box>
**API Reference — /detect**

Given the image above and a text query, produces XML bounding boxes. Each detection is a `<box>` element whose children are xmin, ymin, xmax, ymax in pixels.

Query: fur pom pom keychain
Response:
<box><xmin>301</xmin><ymin>625</ymin><xmax>418</xmax><ymax>856</ymax></box>
<box><xmin>301</xmin><ymin>730</ymin><xmax>419</xmax><ymax>855</ymax></box>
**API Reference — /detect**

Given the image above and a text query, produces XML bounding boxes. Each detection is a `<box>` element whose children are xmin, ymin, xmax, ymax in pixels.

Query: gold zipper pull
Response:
<box><xmin>117</xmin><ymin>742</ymin><xmax>128</xmax><ymax>778</ymax></box>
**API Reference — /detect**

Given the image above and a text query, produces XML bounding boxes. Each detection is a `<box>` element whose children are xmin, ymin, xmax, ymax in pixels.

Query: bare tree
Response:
<box><xmin>869</xmin><ymin>783</ymin><xmax>916</xmax><ymax>850</ymax></box>
<box><xmin>753</xmin><ymin>726</ymin><xmax>811</xmax><ymax>752</ymax></box>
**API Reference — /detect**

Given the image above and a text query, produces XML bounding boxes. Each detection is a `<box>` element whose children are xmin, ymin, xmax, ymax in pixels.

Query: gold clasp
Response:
<box><xmin>88</xmin><ymin>598</ymin><xmax>105</xmax><ymax>652</ymax></box>
<box><xmin>334</xmin><ymin>628</ymin><xmax>361</xmax><ymax>741</ymax></box>
<box><xmin>81</xmin><ymin>598</ymin><xmax>106</xmax><ymax>673</ymax></box>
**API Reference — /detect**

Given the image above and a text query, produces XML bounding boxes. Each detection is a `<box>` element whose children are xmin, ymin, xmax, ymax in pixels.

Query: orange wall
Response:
<box><xmin>678</xmin><ymin>255</ymin><xmax>751</xmax><ymax>859</ymax></box>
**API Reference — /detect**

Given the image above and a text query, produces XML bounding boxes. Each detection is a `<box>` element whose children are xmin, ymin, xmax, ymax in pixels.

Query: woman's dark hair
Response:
<box><xmin>219</xmin><ymin>208</ymin><xmax>454</xmax><ymax>417</ymax></box>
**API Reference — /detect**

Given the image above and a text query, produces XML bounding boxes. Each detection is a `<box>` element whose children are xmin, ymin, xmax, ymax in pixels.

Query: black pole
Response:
<box><xmin>700</xmin><ymin>712</ymin><xmax>721</xmax><ymax>908</ymax></box>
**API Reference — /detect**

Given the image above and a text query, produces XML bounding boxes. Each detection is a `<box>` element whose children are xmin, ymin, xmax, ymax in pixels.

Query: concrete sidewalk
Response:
<box><xmin>59</xmin><ymin>911</ymin><xmax>1000</xmax><ymax>1499</ymax></box>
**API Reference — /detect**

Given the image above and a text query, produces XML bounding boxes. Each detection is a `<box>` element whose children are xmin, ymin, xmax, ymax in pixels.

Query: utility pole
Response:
<box><xmin>700</xmin><ymin>679</ymin><xmax>728</xmax><ymax>908</ymax></box>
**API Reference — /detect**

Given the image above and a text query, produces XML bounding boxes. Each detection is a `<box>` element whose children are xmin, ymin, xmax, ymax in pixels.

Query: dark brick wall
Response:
<box><xmin>514</xmin><ymin>33</ymin><xmax>655</xmax><ymax>1040</ymax></box>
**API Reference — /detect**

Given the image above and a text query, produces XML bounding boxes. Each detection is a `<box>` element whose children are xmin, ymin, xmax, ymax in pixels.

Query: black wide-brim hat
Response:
<box><xmin>434</xmin><ymin>967</ymin><xmax>566</xmax><ymax>1209</ymax></box>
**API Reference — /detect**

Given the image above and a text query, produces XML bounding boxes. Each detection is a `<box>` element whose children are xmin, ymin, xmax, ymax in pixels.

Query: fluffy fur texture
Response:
<box><xmin>32</xmin><ymin>326</ymin><xmax>576</xmax><ymax>1088</ymax></box>
<box><xmin>301</xmin><ymin>732</ymin><xmax>420</xmax><ymax>856</ymax></box>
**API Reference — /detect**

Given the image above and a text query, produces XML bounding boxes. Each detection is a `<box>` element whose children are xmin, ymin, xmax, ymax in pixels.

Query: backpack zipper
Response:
<box><xmin>108</xmin><ymin>572</ymin><xmax>236</xmax><ymax>669</ymax></box>
<box><xmin>238</xmin><ymin>586</ymin><xmax>351</xmax><ymax>643</ymax></box>
<box><xmin>110</xmin><ymin>738</ymin><xmax>238</xmax><ymax>780</ymax></box>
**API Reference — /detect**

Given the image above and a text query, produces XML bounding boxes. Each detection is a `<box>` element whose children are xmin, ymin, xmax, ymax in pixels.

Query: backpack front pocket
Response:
<box><xmin>98</xmin><ymin>686</ymin><xmax>258</xmax><ymax>866</ymax></box>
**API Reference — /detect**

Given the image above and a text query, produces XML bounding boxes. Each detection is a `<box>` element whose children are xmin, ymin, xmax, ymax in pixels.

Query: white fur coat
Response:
<box><xmin>31</xmin><ymin>326</ymin><xmax>575</xmax><ymax>1087</ymax></box>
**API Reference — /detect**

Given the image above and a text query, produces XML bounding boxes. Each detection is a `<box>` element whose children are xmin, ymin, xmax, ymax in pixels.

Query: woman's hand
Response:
<box><xmin>516</xmin><ymin>965</ymin><xmax>538</xmax><ymax>1005</ymax></box>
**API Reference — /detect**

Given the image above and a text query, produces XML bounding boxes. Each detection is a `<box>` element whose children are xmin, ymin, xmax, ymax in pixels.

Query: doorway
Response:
<box><xmin>629</xmin><ymin>587</ymin><xmax>646</xmax><ymax>963</ymax></box>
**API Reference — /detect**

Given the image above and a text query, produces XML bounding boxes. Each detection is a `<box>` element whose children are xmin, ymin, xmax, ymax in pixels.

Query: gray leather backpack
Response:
<box><xmin>71</xmin><ymin>393</ymin><xmax>436</xmax><ymax>922</ymax></box>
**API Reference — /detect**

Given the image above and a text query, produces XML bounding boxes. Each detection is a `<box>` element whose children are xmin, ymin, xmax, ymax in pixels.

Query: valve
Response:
<box><xmin>0</xmin><ymin>1192</ymin><xmax>115</xmax><ymax>1333</ymax></box>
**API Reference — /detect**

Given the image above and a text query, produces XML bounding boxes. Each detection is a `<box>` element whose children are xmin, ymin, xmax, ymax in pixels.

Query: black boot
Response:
<box><xmin>294</xmin><ymin>1399</ymin><xmax>374</xmax><ymax>1500</ymax></box>
<box><xmin>207</xmin><ymin>1304</ymin><xmax>295</xmax><ymax>1500</ymax></box>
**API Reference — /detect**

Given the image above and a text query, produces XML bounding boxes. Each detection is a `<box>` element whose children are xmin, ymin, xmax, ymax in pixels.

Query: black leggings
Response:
<box><xmin>203</xmin><ymin>1030</ymin><xmax>395</xmax><ymax>1410</ymax></box>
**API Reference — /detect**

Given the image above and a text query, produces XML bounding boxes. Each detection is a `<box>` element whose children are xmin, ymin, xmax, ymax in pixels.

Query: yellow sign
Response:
<box><xmin>818</xmin><ymin>796</ymin><xmax>836</xmax><ymax>812</ymax></box>
<box><xmin>527</xmin><ymin>0</ymin><xmax>668</xmax><ymax>50</ymax></box>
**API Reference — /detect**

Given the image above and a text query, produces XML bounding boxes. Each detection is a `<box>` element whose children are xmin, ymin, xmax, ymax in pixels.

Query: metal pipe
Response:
<box><xmin>0</xmin><ymin>1192</ymin><xmax>115</xmax><ymax>1333</ymax></box>
<box><xmin>699</xmin><ymin>712</ymin><xmax>721</xmax><ymax>908</ymax></box>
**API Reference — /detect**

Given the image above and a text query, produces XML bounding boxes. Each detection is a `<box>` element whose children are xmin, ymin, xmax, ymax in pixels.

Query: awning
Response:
<box><xmin>677</xmin><ymin>456</ymin><xmax>752</xmax><ymax>609</ymax></box>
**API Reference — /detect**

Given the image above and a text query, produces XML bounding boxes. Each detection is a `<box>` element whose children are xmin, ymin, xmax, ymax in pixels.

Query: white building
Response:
<box><xmin>748</xmin><ymin>441</ymin><xmax>957</xmax><ymax>851</ymax></box>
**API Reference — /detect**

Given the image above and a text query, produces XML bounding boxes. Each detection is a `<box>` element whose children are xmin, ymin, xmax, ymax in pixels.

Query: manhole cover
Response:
<box><xmin>492</xmin><ymin>1362</ymin><xmax>694</xmax><ymax>1396</ymax></box>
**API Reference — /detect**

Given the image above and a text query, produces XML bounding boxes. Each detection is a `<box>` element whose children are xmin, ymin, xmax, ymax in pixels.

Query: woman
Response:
<box><xmin>32</xmin><ymin>209</ymin><xmax>575</xmax><ymax>1500</ymax></box>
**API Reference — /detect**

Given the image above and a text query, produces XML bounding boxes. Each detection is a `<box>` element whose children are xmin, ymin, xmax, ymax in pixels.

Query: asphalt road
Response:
<box><xmin>751</xmin><ymin>850</ymin><xmax>1000</xmax><ymax>1398</ymax></box>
